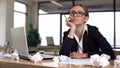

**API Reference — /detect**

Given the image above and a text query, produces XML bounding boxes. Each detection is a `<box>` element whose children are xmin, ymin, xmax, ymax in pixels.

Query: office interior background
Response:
<box><xmin>0</xmin><ymin>0</ymin><xmax>120</xmax><ymax>49</ymax></box>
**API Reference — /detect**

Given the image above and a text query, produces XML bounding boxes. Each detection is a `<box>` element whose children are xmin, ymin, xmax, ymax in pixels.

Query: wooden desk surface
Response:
<box><xmin>0</xmin><ymin>58</ymin><xmax>115</xmax><ymax>68</ymax></box>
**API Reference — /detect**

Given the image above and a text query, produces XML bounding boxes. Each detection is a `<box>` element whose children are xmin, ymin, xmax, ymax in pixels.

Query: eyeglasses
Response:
<box><xmin>69</xmin><ymin>11</ymin><xmax>86</xmax><ymax>17</ymax></box>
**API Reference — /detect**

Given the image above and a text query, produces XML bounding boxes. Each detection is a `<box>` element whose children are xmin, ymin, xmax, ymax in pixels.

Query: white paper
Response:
<box><xmin>28</xmin><ymin>52</ymin><xmax>43</xmax><ymax>63</ymax></box>
<box><xmin>114</xmin><ymin>60</ymin><xmax>120</xmax><ymax>67</ymax></box>
<box><xmin>11</xmin><ymin>49</ymin><xmax>19</xmax><ymax>61</ymax></box>
<box><xmin>59</xmin><ymin>58</ymin><xmax>91</xmax><ymax>65</ymax></box>
<box><xmin>89</xmin><ymin>54</ymin><xmax>110</xmax><ymax>67</ymax></box>
<box><xmin>116</xmin><ymin>55</ymin><xmax>120</xmax><ymax>60</ymax></box>
<box><xmin>0</xmin><ymin>51</ymin><xmax>4</xmax><ymax>58</ymax></box>
<box><xmin>114</xmin><ymin>55</ymin><xmax>120</xmax><ymax>67</ymax></box>
<box><xmin>53</xmin><ymin>55</ymin><xmax>71</xmax><ymax>63</ymax></box>
<box><xmin>53</xmin><ymin>55</ymin><xmax>91</xmax><ymax>65</ymax></box>
<box><xmin>58</xmin><ymin>54</ymin><xmax>110</xmax><ymax>67</ymax></box>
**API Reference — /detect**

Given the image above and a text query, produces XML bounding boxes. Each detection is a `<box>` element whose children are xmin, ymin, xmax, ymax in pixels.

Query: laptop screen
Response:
<box><xmin>11</xmin><ymin>27</ymin><xmax>29</xmax><ymax>57</ymax></box>
<box><xmin>11</xmin><ymin>27</ymin><xmax>55</xmax><ymax>60</ymax></box>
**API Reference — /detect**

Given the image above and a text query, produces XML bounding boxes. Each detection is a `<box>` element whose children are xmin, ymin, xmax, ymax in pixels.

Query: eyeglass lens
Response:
<box><xmin>70</xmin><ymin>11</ymin><xmax>86</xmax><ymax>17</ymax></box>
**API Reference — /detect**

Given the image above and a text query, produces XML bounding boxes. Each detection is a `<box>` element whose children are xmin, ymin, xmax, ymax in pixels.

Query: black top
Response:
<box><xmin>59</xmin><ymin>24</ymin><xmax>115</xmax><ymax>59</ymax></box>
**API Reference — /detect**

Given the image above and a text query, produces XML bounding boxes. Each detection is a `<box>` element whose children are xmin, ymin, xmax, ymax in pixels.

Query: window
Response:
<box><xmin>62</xmin><ymin>12</ymin><xmax>114</xmax><ymax>46</ymax></box>
<box><xmin>14</xmin><ymin>1</ymin><xmax>27</xmax><ymax>28</ymax></box>
<box><xmin>62</xmin><ymin>14</ymin><xmax>69</xmax><ymax>39</ymax></box>
<box><xmin>39</xmin><ymin>12</ymin><xmax>120</xmax><ymax>47</ymax></box>
<box><xmin>116</xmin><ymin>12</ymin><xmax>120</xmax><ymax>47</ymax></box>
<box><xmin>62</xmin><ymin>12</ymin><xmax>120</xmax><ymax>47</ymax></box>
<box><xmin>39</xmin><ymin>14</ymin><xmax>60</xmax><ymax>46</ymax></box>
<box><xmin>38</xmin><ymin>0</ymin><xmax>120</xmax><ymax>48</ymax></box>
<box><xmin>87</xmin><ymin>12</ymin><xmax>114</xmax><ymax>46</ymax></box>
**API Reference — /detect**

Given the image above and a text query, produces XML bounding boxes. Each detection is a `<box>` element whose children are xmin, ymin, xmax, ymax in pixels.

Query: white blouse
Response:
<box><xmin>74</xmin><ymin>24</ymin><xmax>88</xmax><ymax>53</ymax></box>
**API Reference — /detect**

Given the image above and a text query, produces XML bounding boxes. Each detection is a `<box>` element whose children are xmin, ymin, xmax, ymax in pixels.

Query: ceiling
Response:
<box><xmin>29</xmin><ymin>0</ymin><xmax>59</xmax><ymax>2</ymax></box>
<box><xmin>29</xmin><ymin>0</ymin><xmax>120</xmax><ymax>14</ymax></box>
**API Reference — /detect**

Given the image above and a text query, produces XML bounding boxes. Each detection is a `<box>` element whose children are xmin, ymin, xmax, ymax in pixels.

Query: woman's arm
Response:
<box><xmin>89</xmin><ymin>26</ymin><xmax>115</xmax><ymax>59</ymax></box>
<box><xmin>70</xmin><ymin>52</ymin><xmax>88</xmax><ymax>59</ymax></box>
<box><xmin>59</xmin><ymin>31</ymin><xmax>77</xmax><ymax>57</ymax></box>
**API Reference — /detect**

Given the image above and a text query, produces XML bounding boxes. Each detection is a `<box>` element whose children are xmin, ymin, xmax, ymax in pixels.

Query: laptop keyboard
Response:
<box><xmin>19</xmin><ymin>54</ymin><xmax>54</xmax><ymax>60</ymax></box>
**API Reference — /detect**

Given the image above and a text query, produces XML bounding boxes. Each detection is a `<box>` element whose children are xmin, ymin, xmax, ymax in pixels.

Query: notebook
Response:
<box><xmin>11</xmin><ymin>27</ymin><xmax>54</xmax><ymax>60</ymax></box>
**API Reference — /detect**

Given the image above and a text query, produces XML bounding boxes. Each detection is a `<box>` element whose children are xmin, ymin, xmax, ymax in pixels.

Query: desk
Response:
<box><xmin>0</xmin><ymin>58</ymin><xmax>114</xmax><ymax>68</ymax></box>
<box><xmin>25</xmin><ymin>46</ymin><xmax>60</xmax><ymax>55</ymax></box>
<box><xmin>0</xmin><ymin>46</ymin><xmax>60</xmax><ymax>56</ymax></box>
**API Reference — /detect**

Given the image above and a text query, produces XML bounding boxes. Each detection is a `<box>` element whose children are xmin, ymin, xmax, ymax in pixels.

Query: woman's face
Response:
<box><xmin>69</xmin><ymin>6</ymin><xmax>88</xmax><ymax>26</ymax></box>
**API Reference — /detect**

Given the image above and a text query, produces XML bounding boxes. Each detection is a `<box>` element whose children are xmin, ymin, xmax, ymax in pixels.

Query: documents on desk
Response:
<box><xmin>53</xmin><ymin>54</ymin><xmax>111</xmax><ymax>67</ymax></box>
<box><xmin>59</xmin><ymin>58</ymin><xmax>91</xmax><ymax>65</ymax></box>
<box><xmin>53</xmin><ymin>55</ymin><xmax>91</xmax><ymax>65</ymax></box>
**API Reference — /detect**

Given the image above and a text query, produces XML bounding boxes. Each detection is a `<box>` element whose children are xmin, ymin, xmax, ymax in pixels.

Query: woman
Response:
<box><xmin>59</xmin><ymin>4</ymin><xmax>115</xmax><ymax>59</ymax></box>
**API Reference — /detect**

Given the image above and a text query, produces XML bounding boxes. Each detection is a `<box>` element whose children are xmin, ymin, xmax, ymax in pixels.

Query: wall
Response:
<box><xmin>17</xmin><ymin>0</ymin><xmax>38</xmax><ymax>28</ymax></box>
<box><xmin>0</xmin><ymin>0</ymin><xmax>38</xmax><ymax>46</ymax></box>
<box><xmin>0</xmin><ymin>0</ymin><xmax>6</xmax><ymax>46</ymax></box>
<box><xmin>0</xmin><ymin>0</ymin><xmax>14</xmax><ymax>46</ymax></box>
<box><xmin>30</xmin><ymin>2</ymin><xmax>38</xmax><ymax>29</ymax></box>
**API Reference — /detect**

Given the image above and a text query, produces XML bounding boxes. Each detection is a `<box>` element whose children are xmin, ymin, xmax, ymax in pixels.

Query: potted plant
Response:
<box><xmin>27</xmin><ymin>24</ymin><xmax>41</xmax><ymax>47</ymax></box>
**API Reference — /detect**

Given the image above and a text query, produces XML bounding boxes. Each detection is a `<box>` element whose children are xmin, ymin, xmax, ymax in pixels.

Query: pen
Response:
<box><xmin>64</xmin><ymin>15</ymin><xmax>67</xmax><ymax>19</ymax></box>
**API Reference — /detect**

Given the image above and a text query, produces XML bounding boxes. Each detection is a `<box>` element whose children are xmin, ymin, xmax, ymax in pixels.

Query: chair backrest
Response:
<box><xmin>46</xmin><ymin>36</ymin><xmax>54</xmax><ymax>46</ymax></box>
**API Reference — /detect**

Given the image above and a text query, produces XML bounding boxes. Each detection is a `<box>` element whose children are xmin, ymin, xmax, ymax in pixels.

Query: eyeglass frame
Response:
<box><xmin>69</xmin><ymin>10</ymin><xmax>87</xmax><ymax>17</ymax></box>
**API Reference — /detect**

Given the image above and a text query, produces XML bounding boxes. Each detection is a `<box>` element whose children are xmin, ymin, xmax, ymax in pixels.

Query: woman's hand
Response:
<box><xmin>70</xmin><ymin>52</ymin><xmax>88</xmax><ymax>59</ymax></box>
<box><xmin>66</xmin><ymin>17</ymin><xmax>76</xmax><ymax>38</ymax></box>
<box><xmin>66</xmin><ymin>17</ymin><xmax>76</xmax><ymax>28</ymax></box>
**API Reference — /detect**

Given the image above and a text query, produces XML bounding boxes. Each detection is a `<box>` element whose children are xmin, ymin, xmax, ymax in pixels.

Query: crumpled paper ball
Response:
<box><xmin>53</xmin><ymin>55</ymin><xmax>71</xmax><ymax>63</ymax></box>
<box><xmin>116</xmin><ymin>55</ymin><xmax>120</xmax><ymax>60</ymax></box>
<box><xmin>114</xmin><ymin>55</ymin><xmax>120</xmax><ymax>67</ymax></box>
<box><xmin>53</xmin><ymin>56</ymin><xmax>60</xmax><ymax>63</ymax></box>
<box><xmin>99</xmin><ymin>57</ymin><xmax>110</xmax><ymax>67</ymax></box>
<box><xmin>0</xmin><ymin>51</ymin><xmax>5</xmax><ymax>58</ymax></box>
<box><xmin>28</xmin><ymin>52</ymin><xmax>43</xmax><ymax>63</ymax></box>
<box><xmin>101</xmin><ymin>53</ymin><xmax>110</xmax><ymax>60</ymax></box>
<box><xmin>11</xmin><ymin>49</ymin><xmax>19</xmax><ymax>61</ymax></box>
<box><xmin>90</xmin><ymin>54</ymin><xmax>100</xmax><ymax>66</ymax></box>
<box><xmin>90</xmin><ymin>54</ymin><xmax>110</xmax><ymax>67</ymax></box>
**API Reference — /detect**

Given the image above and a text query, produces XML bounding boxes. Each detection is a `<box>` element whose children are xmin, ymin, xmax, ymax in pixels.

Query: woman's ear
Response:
<box><xmin>84</xmin><ymin>17</ymin><xmax>89</xmax><ymax>23</ymax></box>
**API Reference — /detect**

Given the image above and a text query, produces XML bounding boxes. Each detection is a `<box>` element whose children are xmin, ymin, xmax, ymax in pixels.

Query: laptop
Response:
<box><xmin>11</xmin><ymin>27</ymin><xmax>54</xmax><ymax>60</ymax></box>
